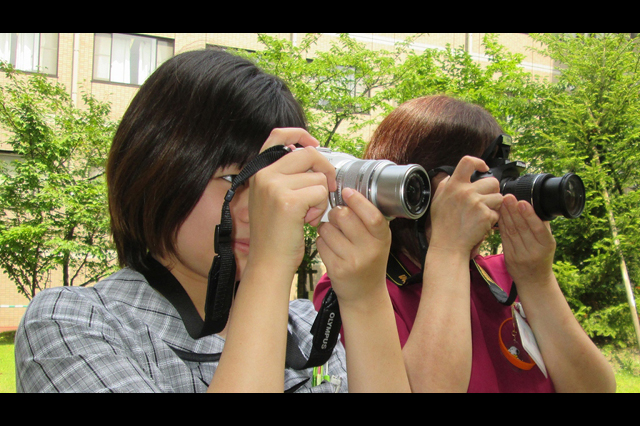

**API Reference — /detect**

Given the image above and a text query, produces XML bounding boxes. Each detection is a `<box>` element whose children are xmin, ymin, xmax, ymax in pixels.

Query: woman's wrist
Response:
<box><xmin>425</xmin><ymin>243</ymin><xmax>472</xmax><ymax>270</ymax></box>
<box><xmin>334</xmin><ymin>279</ymin><xmax>391</xmax><ymax>316</ymax></box>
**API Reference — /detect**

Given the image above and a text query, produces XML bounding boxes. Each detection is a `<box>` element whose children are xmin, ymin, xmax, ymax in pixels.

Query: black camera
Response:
<box><xmin>470</xmin><ymin>135</ymin><xmax>585</xmax><ymax>221</ymax></box>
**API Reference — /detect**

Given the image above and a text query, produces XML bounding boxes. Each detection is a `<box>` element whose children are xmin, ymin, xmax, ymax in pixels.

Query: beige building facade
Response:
<box><xmin>0</xmin><ymin>32</ymin><xmax>555</xmax><ymax>330</ymax></box>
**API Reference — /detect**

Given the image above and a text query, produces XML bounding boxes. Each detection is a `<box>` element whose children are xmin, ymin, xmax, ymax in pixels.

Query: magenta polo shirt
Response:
<box><xmin>313</xmin><ymin>252</ymin><xmax>555</xmax><ymax>393</ymax></box>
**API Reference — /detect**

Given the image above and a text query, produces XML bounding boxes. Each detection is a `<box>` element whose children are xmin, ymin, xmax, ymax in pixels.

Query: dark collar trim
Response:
<box><xmin>386</xmin><ymin>252</ymin><xmax>414</xmax><ymax>286</ymax></box>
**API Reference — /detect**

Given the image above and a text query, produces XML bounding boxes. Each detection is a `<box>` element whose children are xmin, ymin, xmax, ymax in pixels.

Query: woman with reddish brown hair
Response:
<box><xmin>315</xmin><ymin>95</ymin><xmax>615</xmax><ymax>392</ymax></box>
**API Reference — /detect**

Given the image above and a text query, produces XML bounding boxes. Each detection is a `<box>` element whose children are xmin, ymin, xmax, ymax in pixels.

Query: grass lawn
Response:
<box><xmin>615</xmin><ymin>370</ymin><xmax>640</xmax><ymax>393</ymax></box>
<box><xmin>0</xmin><ymin>331</ymin><xmax>16</xmax><ymax>393</ymax></box>
<box><xmin>0</xmin><ymin>330</ymin><xmax>638</xmax><ymax>393</ymax></box>
<box><xmin>602</xmin><ymin>346</ymin><xmax>640</xmax><ymax>393</ymax></box>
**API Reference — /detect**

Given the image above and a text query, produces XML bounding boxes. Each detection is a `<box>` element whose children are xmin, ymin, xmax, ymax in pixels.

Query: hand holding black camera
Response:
<box><xmin>469</xmin><ymin>135</ymin><xmax>585</xmax><ymax>221</ymax></box>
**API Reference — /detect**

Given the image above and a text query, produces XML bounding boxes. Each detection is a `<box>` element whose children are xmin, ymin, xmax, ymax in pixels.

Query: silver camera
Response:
<box><xmin>303</xmin><ymin>147</ymin><xmax>431</xmax><ymax>221</ymax></box>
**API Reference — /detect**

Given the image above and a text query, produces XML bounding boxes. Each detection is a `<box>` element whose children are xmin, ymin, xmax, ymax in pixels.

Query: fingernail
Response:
<box><xmin>341</xmin><ymin>188</ymin><xmax>355</xmax><ymax>199</ymax></box>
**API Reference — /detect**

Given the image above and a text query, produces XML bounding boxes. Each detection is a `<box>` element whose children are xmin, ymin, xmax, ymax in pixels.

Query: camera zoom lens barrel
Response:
<box><xmin>539</xmin><ymin>173</ymin><xmax>585</xmax><ymax>219</ymax></box>
<box><xmin>502</xmin><ymin>172</ymin><xmax>585</xmax><ymax>221</ymax></box>
<box><xmin>309</xmin><ymin>147</ymin><xmax>431</xmax><ymax>220</ymax></box>
<box><xmin>374</xmin><ymin>164</ymin><xmax>431</xmax><ymax>219</ymax></box>
<box><xmin>331</xmin><ymin>159</ymin><xmax>430</xmax><ymax>219</ymax></box>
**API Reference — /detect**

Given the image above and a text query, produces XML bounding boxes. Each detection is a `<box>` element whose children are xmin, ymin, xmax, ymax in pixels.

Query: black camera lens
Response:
<box><xmin>503</xmin><ymin>172</ymin><xmax>585</xmax><ymax>221</ymax></box>
<box><xmin>404</xmin><ymin>173</ymin><xmax>429</xmax><ymax>215</ymax></box>
<box><xmin>538</xmin><ymin>173</ymin><xmax>585</xmax><ymax>219</ymax></box>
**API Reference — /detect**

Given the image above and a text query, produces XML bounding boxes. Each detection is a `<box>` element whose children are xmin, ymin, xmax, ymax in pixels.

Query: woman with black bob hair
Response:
<box><xmin>15</xmin><ymin>50</ymin><xmax>409</xmax><ymax>393</ymax></box>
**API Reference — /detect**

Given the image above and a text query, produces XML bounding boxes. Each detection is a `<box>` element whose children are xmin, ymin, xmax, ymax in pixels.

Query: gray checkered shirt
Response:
<box><xmin>14</xmin><ymin>268</ymin><xmax>347</xmax><ymax>393</ymax></box>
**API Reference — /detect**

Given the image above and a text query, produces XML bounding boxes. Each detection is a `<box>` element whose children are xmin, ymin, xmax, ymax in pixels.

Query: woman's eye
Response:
<box><xmin>221</xmin><ymin>175</ymin><xmax>237</xmax><ymax>183</ymax></box>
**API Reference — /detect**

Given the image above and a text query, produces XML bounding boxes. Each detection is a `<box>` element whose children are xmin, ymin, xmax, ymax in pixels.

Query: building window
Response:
<box><xmin>93</xmin><ymin>33</ymin><xmax>174</xmax><ymax>86</ymax></box>
<box><xmin>0</xmin><ymin>33</ymin><xmax>59</xmax><ymax>75</ymax></box>
<box><xmin>316</xmin><ymin>65</ymin><xmax>370</xmax><ymax>114</ymax></box>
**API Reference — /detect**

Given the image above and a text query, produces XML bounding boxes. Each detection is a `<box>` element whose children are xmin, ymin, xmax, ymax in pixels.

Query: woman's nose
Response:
<box><xmin>231</xmin><ymin>184</ymin><xmax>250</xmax><ymax>223</ymax></box>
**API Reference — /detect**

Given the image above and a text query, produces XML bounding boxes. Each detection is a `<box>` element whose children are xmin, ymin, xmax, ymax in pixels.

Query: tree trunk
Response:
<box><xmin>601</xmin><ymin>185</ymin><xmax>640</xmax><ymax>352</ymax></box>
<box><xmin>62</xmin><ymin>226</ymin><xmax>75</xmax><ymax>286</ymax></box>
<box><xmin>594</xmin><ymin>151</ymin><xmax>640</xmax><ymax>352</ymax></box>
<box><xmin>297</xmin><ymin>263</ymin><xmax>309</xmax><ymax>300</ymax></box>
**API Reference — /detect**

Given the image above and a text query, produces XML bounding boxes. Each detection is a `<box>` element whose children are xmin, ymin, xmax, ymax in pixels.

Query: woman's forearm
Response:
<box><xmin>208</xmin><ymin>261</ymin><xmax>292</xmax><ymax>392</ymax></box>
<box><xmin>339</xmin><ymin>283</ymin><xmax>411</xmax><ymax>393</ymax></box>
<box><xmin>403</xmin><ymin>247</ymin><xmax>472</xmax><ymax>392</ymax></box>
<box><xmin>516</xmin><ymin>275</ymin><xmax>616</xmax><ymax>393</ymax></box>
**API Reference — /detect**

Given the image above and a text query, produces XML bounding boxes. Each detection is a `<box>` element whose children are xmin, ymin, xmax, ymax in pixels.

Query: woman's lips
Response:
<box><xmin>233</xmin><ymin>239</ymin><xmax>250</xmax><ymax>254</ymax></box>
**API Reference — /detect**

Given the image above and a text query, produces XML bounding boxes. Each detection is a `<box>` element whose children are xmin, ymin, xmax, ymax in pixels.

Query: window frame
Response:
<box><xmin>92</xmin><ymin>33</ymin><xmax>174</xmax><ymax>86</ymax></box>
<box><xmin>0</xmin><ymin>33</ymin><xmax>59</xmax><ymax>76</ymax></box>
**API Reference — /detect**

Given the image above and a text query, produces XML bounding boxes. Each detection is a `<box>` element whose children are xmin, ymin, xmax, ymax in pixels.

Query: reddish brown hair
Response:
<box><xmin>365</xmin><ymin>95</ymin><xmax>503</xmax><ymax>262</ymax></box>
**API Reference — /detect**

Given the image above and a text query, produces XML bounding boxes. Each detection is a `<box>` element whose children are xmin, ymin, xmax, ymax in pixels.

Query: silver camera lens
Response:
<box><xmin>313</xmin><ymin>148</ymin><xmax>430</xmax><ymax>219</ymax></box>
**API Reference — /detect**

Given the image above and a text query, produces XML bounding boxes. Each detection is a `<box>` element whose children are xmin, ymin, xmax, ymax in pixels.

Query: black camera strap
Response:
<box><xmin>204</xmin><ymin>144</ymin><xmax>341</xmax><ymax>369</ymax></box>
<box><xmin>203</xmin><ymin>145</ymin><xmax>292</xmax><ymax>336</ymax></box>
<box><xmin>287</xmin><ymin>288</ymin><xmax>342</xmax><ymax>370</ymax></box>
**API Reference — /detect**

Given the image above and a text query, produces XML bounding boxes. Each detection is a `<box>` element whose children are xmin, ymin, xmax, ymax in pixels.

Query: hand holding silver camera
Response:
<box><xmin>300</xmin><ymin>147</ymin><xmax>431</xmax><ymax>221</ymax></box>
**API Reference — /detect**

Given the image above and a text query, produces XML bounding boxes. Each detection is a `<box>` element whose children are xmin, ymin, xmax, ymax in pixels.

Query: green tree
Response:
<box><xmin>0</xmin><ymin>63</ymin><xmax>117</xmax><ymax>299</ymax></box>
<box><xmin>242</xmin><ymin>33</ymin><xmax>418</xmax><ymax>154</ymax></box>
<box><xmin>236</xmin><ymin>33</ymin><xmax>549</xmax><ymax>298</ymax></box>
<box><xmin>389</xmin><ymin>34</ymin><xmax>545</xmax><ymax>137</ymax></box>
<box><xmin>520</xmin><ymin>33</ymin><xmax>640</xmax><ymax>349</ymax></box>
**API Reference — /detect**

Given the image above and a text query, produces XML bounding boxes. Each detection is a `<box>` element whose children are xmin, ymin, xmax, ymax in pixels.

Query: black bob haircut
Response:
<box><xmin>107</xmin><ymin>49</ymin><xmax>307</xmax><ymax>271</ymax></box>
